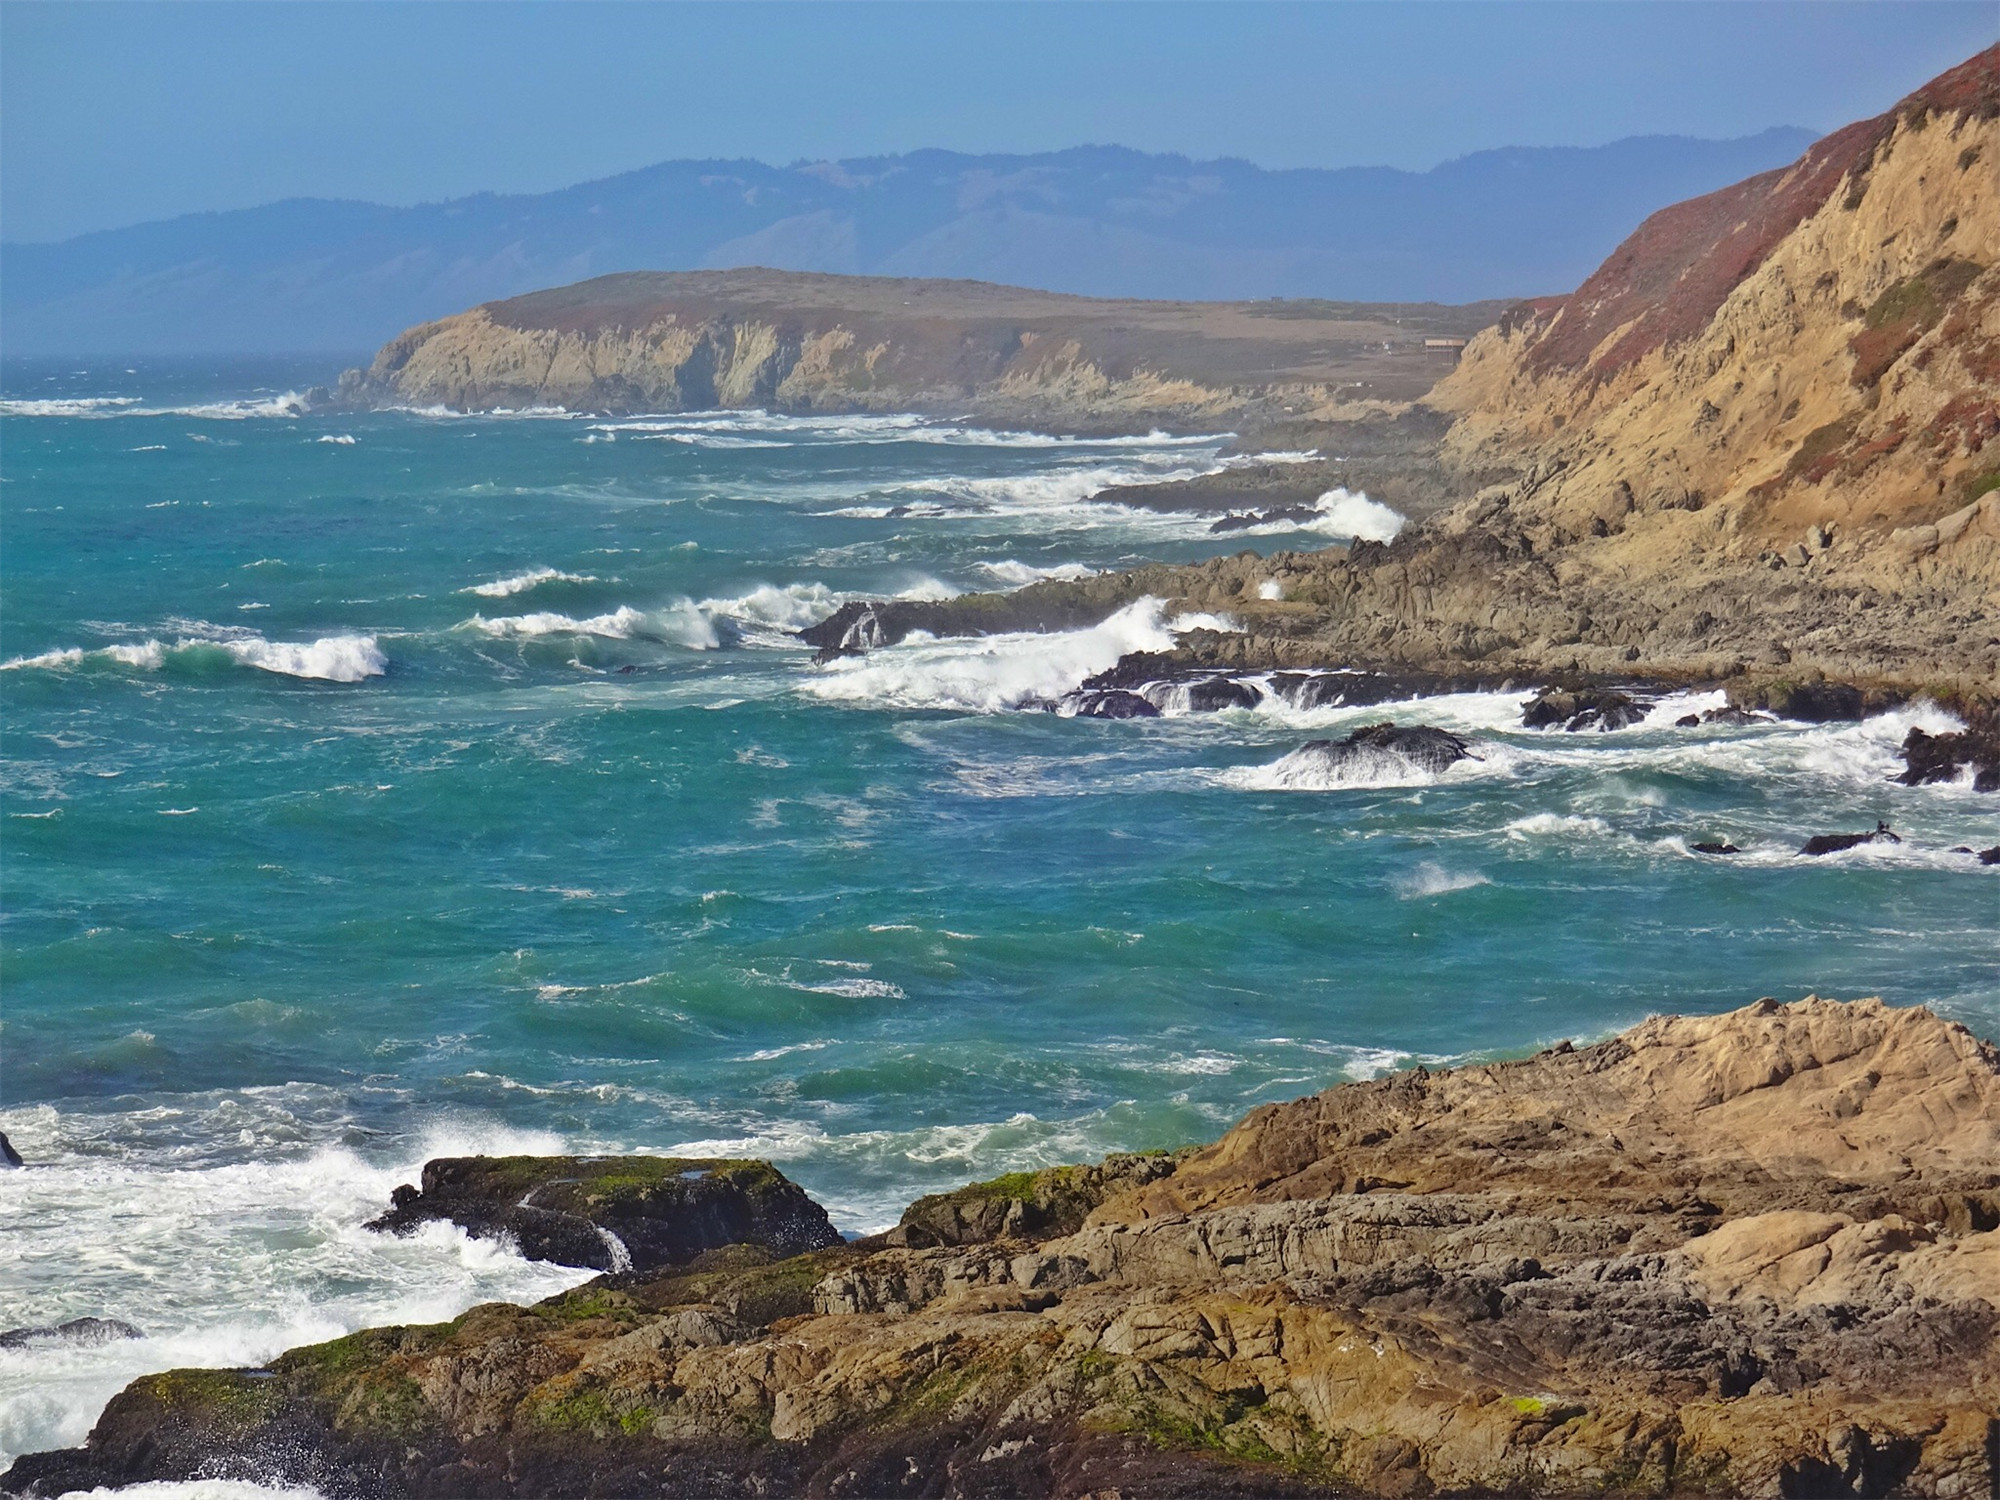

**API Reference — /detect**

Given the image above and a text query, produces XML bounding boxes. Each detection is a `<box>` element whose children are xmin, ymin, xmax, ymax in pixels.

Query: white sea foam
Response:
<box><xmin>0</xmin><ymin>397</ymin><xmax>141</xmax><ymax>417</ymax></box>
<box><xmin>1168</xmin><ymin>610</ymin><xmax>1242</xmax><ymax>634</ymax></box>
<box><xmin>1506</xmin><ymin>812</ymin><xmax>1615</xmax><ymax>839</ymax></box>
<box><xmin>223</xmin><ymin>634</ymin><xmax>386</xmax><ymax>681</ymax></box>
<box><xmin>315</xmin><ymin>434</ymin><xmax>357</xmax><ymax>446</ymax></box>
<box><xmin>973</xmin><ymin>559</ymin><xmax>1099</xmax><ymax>588</ymax></box>
<box><xmin>1221</xmin><ymin>740</ymin><xmax>1474</xmax><ymax>791</ymax></box>
<box><xmin>788</xmin><ymin>977</ymin><xmax>907</xmax><ymax>1000</ymax></box>
<box><xmin>589</xmin><ymin>410</ymin><xmax>1226</xmax><ymax>450</ymax></box>
<box><xmin>838</xmin><ymin>461</ymin><xmax>1211</xmax><ymax>525</ymax></box>
<box><xmin>1</xmin><ymin>634</ymin><xmax>382</xmax><ymax>682</ymax></box>
<box><xmin>1307</xmin><ymin>488</ymin><xmax>1405</xmax><ymax>541</ymax></box>
<box><xmin>463</xmin><ymin>605</ymin><xmax>718</xmax><ymax>650</ymax></box>
<box><xmin>1395</xmin><ymin>862</ymin><xmax>1493</xmax><ymax>898</ymax></box>
<box><xmin>0</xmin><ymin>1100</ymin><xmax>587</xmax><ymax>1471</ymax></box>
<box><xmin>464</xmin><ymin>566</ymin><xmax>600</xmax><ymax>598</ymax></box>
<box><xmin>803</xmin><ymin>597</ymin><xmax>1178</xmax><ymax>713</ymax></box>
<box><xmin>4</xmin><ymin>393</ymin><xmax>311</xmax><ymax>421</ymax></box>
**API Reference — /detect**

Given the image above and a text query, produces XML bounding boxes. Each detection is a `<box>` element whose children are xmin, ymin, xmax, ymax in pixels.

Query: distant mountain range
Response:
<box><xmin>0</xmin><ymin>133</ymin><xmax>1817</xmax><ymax>355</ymax></box>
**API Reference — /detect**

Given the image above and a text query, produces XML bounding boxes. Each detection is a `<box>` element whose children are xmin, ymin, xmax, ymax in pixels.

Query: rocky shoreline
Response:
<box><xmin>7</xmin><ymin>996</ymin><xmax>1997</xmax><ymax>1499</ymax></box>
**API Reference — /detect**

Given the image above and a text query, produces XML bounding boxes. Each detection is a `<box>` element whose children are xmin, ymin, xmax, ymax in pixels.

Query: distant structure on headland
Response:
<box><xmin>1424</xmin><ymin>336</ymin><xmax>1469</xmax><ymax>358</ymax></box>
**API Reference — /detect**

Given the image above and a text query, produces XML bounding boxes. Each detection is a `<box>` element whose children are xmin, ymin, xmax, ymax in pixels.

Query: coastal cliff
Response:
<box><xmin>8</xmin><ymin>997</ymin><xmax>1998</xmax><ymax>1497</ymax></box>
<box><xmin>796</xmin><ymin>46</ymin><xmax>2000</xmax><ymax>699</ymax></box>
<box><xmin>336</xmin><ymin>272</ymin><xmax>1502</xmax><ymax>433</ymax></box>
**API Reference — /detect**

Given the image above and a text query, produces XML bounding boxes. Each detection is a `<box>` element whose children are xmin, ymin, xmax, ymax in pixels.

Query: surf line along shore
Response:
<box><xmin>6</xmin><ymin>995</ymin><xmax>1997</xmax><ymax>1498</ymax></box>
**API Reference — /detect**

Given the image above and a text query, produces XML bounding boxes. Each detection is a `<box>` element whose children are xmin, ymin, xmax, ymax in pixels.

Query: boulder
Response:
<box><xmin>1981</xmin><ymin>846</ymin><xmax>2000</xmax><ymax>866</ymax></box>
<box><xmin>1179</xmin><ymin>675</ymin><xmax>1263</xmax><ymax>712</ymax></box>
<box><xmin>367</xmin><ymin>1155</ymin><xmax>840</xmax><ymax>1273</ymax></box>
<box><xmin>1726</xmin><ymin>679</ymin><xmax>1874</xmax><ymax>722</ymax></box>
<box><xmin>1063</xmin><ymin>689</ymin><xmax>1160</xmax><ymax>720</ymax></box>
<box><xmin>1521</xmin><ymin>686</ymin><xmax>1649</xmax><ymax>732</ymax></box>
<box><xmin>0</xmin><ymin>1131</ymin><xmax>21</xmax><ymax>1168</ymax></box>
<box><xmin>1800</xmin><ymin>823</ymin><xmax>1901</xmax><ymax>857</ymax></box>
<box><xmin>1897</xmin><ymin>726</ymin><xmax>2000</xmax><ymax>791</ymax></box>
<box><xmin>1287</xmin><ymin>723</ymin><xmax>1476</xmax><ymax>780</ymax></box>
<box><xmin>1691</xmin><ymin>842</ymin><xmax>1742</xmax><ymax>854</ymax></box>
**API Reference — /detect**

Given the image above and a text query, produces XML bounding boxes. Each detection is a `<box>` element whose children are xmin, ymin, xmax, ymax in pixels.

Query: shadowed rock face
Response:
<box><xmin>11</xmin><ymin>997</ymin><xmax>1998</xmax><ymax>1500</ymax></box>
<box><xmin>366</xmin><ymin>1155</ymin><xmax>841</xmax><ymax>1273</ymax></box>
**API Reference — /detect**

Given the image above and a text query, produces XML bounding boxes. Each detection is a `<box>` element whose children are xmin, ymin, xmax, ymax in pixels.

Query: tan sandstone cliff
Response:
<box><xmin>806</xmin><ymin>47</ymin><xmax>2000</xmax><ymax>697</ymax></box>
<box><xmin>339</xmin><ymin>271</ymin><xmax>1498</xmax><ymax>431</ymax></box>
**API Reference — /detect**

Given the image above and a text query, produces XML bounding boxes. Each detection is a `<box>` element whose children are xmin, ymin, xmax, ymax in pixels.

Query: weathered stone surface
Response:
<box><xmin>1898</xmin><ymin>722</ymin><xmax>2000</xmax><ymax>791</ymax></box>
<box><xmin>366</xmin><ymin>1155</ymin><xmax>841</xmax><ymax>1273</ymax></box>
<box><xmin>13</xmin><ymin>997</ymin><xmax>1998</xmax><ymax>1499</ymax></box>
<box><xmin>1799</xmin><ymin>823</ymin><xmax>1902</xmax><ymax>856</ymax></box>
<box><xmin>0</xmin><ymin>1318</ymin><xmax>143</xmax><ymax>1351</ymax></box>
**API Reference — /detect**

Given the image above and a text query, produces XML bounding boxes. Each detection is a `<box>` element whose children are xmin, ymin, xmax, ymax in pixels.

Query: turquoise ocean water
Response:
<box><xmin>2</xmin><ymin>359</ymin><xmax>1995</xmax><ymax>1467</ymax></box>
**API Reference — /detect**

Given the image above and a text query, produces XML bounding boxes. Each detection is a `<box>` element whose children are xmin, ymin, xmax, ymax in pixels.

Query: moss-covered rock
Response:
<box><xmin>366</xmin><ymin>1154</ymin><xmax>841</xmax><ymax>1272</ymax></box>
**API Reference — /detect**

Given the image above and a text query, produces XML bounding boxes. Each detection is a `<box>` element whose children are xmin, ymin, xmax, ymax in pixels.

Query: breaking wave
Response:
<box><xmin>804</xmin><ymin>598</ymin><xmax>1179</xmax><ymax>712</ymax></box>
<box><xmin>462</xmin><ymin>605</ymin><xmax>720</xmax><ymax>650</ymax></box>
<box><xmin>463</xmin><ymin>567</ymin><xmax>600</xmax><ymax>598</ymax></box>
<box><xmin>2</xmin><ymin>633</ymin><xmax>385</xmax><ymax>683</ymax></box>
<box><xmin>0</xmin><ymin>394</ymin><xmax>308</xmax><ymax>420</ymax></box>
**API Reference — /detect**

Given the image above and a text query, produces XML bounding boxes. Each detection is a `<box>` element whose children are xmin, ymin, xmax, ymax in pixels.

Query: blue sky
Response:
<box><xmin>3</xmin><ymin>1</ymin><xmax>1993</xmax><ymax>243</ymax></box>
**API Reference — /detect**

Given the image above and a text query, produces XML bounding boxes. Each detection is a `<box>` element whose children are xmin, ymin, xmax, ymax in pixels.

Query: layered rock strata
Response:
<box><xmin>9</xmin><ymin>997</ymin><xmax>1998</xmax><ymax>1499</ymax></box>
<box><xmin>333</xmin><ymin>271</ymin><xmax>1501</xmax><ymax>435</ymax></box>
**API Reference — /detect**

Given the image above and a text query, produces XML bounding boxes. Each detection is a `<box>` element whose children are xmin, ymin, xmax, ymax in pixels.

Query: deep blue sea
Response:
<box><xmin>3</xmin><ymin>358</ymin><xmax>1995</xmax><ymax>1468</ymax></box>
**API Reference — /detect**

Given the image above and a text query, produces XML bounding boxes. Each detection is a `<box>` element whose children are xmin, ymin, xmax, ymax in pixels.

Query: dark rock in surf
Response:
<box><xmin>1676</xmin><ymin>714</ymin><xmax>1701</xmax><ymax>727</ymax></box>
<box><xmin>1799</xmin><ymin>823</ymin><xmax>1901</xmax><ymax>857</ymax></box>
<box><xmin>1691</xmin><ymin>842</ymin><xmax>1742</xmax><ymax>855</ymax></box>
<box><xmin>1980</xmin><ymin>846</ymin><xmax>2000</xmax><ymax>866</ymax></box>
<box><xmin>1521</xmin><ymin>687</ymin><xmax>1649</xmax><ymax>732</ymax></box>
<box><xmin>0</xmin><ymin>1131</ymin><xmax>21</xmax><ymax>1168</ymax></box>
<box><xmin>1182</xmin><ymin>676</ymin><xmax>1263</xmax><ymax>712</ymax></box>
<box><xmin>1065</xmin><ymin>690</ymin><xmax>1161</xmax><ymax>720</ymax></box>
<box><xmin>1210</xmin><ymin>505</ymin><xmax>1320</xmax><ymax>534</ymax></box>
<box><xmin>366</xmin><ymin>1155</ymin><xmax>840</xmax><ymax>1274</ymax></box>
<box><xmin>0</xmin><ymin>1318</ymin><xmax>143</xmax><ymax>1350</ymax></box>
<box><xmin>1285</xmin><ymin>723</ymin><xmax>1476</xmax><ymax>781</ymax></box>
<box><xmin>1724</xmin><ymin>679</ymin><xmax>1882</xmax><ymax>723</ymax></box>
<box><xmin>1701</xmin><ymin>705</ymin><xmax>1773</xmax><ymax>726</ymax></box>
<box><xmin>1896</xmin><ymin>725</ymin><xmax>2000</xmax><ymax>791</ymax></box>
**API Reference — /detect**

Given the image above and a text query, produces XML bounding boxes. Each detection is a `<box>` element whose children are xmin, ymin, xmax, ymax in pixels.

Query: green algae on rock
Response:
<box><xmin>366</xmin><ymin>1154</ymin><xmax>842</xmax><ymax>1273</ymax></box>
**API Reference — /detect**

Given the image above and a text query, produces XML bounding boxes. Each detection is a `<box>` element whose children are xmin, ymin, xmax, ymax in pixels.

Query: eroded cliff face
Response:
<box><xmin>338</xmin><ymin>269</ymin><xmax>1502</xmax><ymax>431</ymax></box>
<box><xmin>1413</xmin><ymin>45</ymin><xmax>2000</xmax><ymax>680</ymax></box>
<box><xmin>10</xmin><ymin>998</ymin><xmax>1998</xmax><ymax>1499</ymax></box>
<box><xmin>799</xmin><ymin>49</ymin><xmax>2000</xmax><ymax>696</ymax></box>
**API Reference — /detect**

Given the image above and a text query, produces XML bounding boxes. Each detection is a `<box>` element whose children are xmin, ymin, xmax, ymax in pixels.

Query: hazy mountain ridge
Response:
<box><xmin>1</xmin><ymin>133</ymin><xmax>1816</xmax><ymax>354</ymax></box>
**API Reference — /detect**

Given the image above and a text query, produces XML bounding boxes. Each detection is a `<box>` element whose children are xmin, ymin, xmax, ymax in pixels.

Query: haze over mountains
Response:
<box><xmin>1</xmin><ymin>133</ymin><xmax>1816</xmax><ymax>355</ymax></box>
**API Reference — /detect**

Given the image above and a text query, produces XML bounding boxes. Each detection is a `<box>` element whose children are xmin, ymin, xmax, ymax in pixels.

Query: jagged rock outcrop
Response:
<box><xmin>366</xmin><ymin>1155</ymin><xmax>842</xmax><ymax>1274</ymax></box>
<box><xmin>10</xmin><ymin>997</ymin><xmax>1998</xmax><ymax>1499</ymax></box>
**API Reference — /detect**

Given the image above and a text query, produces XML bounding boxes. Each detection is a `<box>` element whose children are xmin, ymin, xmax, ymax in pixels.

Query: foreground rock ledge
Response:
<box><xmin>8</xmin><ymin>997</ymin><xmax>1998</xmax><ymax>1499</ymax></box>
